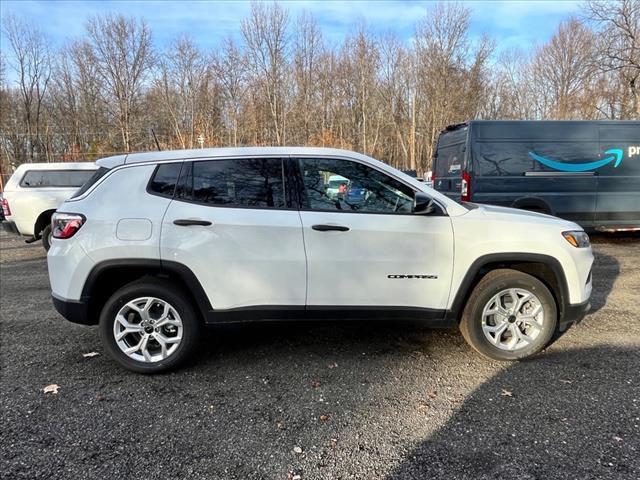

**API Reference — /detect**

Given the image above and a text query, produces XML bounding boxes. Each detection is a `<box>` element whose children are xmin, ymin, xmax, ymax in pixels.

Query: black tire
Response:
<box><xmin>459</xmin><ymin>269</ymin><xmax>557</xmax><ymax>361</ymax></box>
<box><xmin>99</xmin><ymin>279</ymin><xmax>202</xmax><ymax>373</ymax></box>
<box><xmin>42</xmin><ymin>225</ymin><xmax>52</xmax><ymax>251</ymax></box>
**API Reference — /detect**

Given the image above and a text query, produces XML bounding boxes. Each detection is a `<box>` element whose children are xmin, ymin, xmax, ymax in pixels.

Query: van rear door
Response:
<box><xmin>433</xmin><ymin>126</ymin><xmax>468</xmax><ymax>200</ymax></box>
<box><xmin>596</xmin><ymin>123</ymin><xmax>640</xmax><ymax>230</ymax></box>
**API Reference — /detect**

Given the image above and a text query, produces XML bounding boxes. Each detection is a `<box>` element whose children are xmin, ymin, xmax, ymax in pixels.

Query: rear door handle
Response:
<box><xmin>312</xmin><ymin>224</ymin><xmax>350</xmax><ymax>232</ymax></box>
<box><xmin>173</xmin><ymin>219</ymin><xmax>212</xmax><ymax>226</ymax></box>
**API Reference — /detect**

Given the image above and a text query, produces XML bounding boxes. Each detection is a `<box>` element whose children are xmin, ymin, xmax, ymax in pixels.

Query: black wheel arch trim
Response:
<box><xmin>446</xmin><ymin>252</ymin><xmax>571</xmax><ymax>324</ymax></box>
<box><xmin>79</xmin><ymin>258</ymin><xmax>213</xmax><ymax>324</ymax></box>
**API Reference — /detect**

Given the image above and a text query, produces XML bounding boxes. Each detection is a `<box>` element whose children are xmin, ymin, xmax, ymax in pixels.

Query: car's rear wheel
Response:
<box><xmin>459</xmin><ymin>269</ymin><xmax>557</xmax><ymax>361</ymax></box>
<box><xmin>99</xmin><ymin>280</ymin><xmax>201</xmax><ymax>373</ymax></box>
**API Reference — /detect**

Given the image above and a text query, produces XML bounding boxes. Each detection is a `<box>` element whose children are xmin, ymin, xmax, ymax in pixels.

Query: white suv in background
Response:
<box><xmin>47</xmin><ymin>147</ymin><xmax>593</xmax><ymax>373</ymax></box>
<box><xmin>2</xmin><ymin>162</ymin><xmax>98</xmax><ymax>250</ymax></box>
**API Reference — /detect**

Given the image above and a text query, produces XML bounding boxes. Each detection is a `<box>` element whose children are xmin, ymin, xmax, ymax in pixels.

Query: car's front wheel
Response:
<box><xmin>99</xmin><ymin>280</ymin><xmax>201</xmax><ymax>373</ymax></box>
<box><xmin>459</xmin><ymin>269</ymin><xmax>557</xmax><ymax>361</ymax></box>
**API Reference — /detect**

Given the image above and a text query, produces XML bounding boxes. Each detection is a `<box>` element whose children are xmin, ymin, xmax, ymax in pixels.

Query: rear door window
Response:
<box><xmin>177</xmin><ymin>158</ymin><xmax>289</xmax><ymax>209</ymax></box>
<box><xmin>20</xmin><ymin>169</ymin><xmax>96</xmax><ymax>188</ymax></box>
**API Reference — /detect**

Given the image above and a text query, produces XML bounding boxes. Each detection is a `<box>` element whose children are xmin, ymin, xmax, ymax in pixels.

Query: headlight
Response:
<box><xmin>562</xmin><ymin>230</ymin><xmax>590</xmax><ymax>248</ymax></box>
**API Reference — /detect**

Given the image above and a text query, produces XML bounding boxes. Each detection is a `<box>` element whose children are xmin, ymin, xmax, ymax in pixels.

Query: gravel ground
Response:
<box><xmin>0</xmin><ymin>229</ymin><xmax>638</xmax><ymax>480</ymax></box>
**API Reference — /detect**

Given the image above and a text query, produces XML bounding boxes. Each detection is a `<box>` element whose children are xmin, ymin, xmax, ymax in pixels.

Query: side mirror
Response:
<box><xmin>413</xmin><ymin>192</ymin><xmax>436</xmax><ymax>215</ymax></box>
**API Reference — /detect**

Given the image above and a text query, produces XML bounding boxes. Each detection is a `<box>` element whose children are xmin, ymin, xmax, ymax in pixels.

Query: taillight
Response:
<box><xmin>52</xmin><ymin>212</ymin><xmax>85</xmax><ymax>239</ymax></box>
<box><xmin>1</xmin><ymin>198</ymin><xmax>10</xmax><ymax>216</ymax></box>
<box><xmin>461</xmin><ymin>170</ymin><xmax>471</xmax><ymax>201</ymax></box>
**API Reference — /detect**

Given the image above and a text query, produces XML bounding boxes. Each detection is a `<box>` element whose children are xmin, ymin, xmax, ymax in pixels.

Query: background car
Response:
<box><xmin>2</xmin><ymin>162</ymin><xmax>98</xmax><ymax>250</ymax></box>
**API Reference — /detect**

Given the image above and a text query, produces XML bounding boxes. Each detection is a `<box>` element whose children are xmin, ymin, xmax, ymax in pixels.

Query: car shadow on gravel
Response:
<box><xmin>386</xmin><ymin>345</ymin><xmax>639</xmax><ymax>480</ymax></box>
<box><xmin>589</xmin><ymin>251</ymin><xmax>620</xmax><ymax>313</ymax></box>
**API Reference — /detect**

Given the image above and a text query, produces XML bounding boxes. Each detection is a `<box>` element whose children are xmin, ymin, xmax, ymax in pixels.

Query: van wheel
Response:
<box><xmin>459</xmin><ymin>269</ymin><xmax>557</xmax><ymax>361</ymax></box>
<box><xmin>42</xmin><ymin>225</ymin><xmax>52</xmax><ymax>251</ymax></box>
<box><xmin>99</xmin><ymin>280</ymin><xmax>202</xmax><ymax>373</ymax></box>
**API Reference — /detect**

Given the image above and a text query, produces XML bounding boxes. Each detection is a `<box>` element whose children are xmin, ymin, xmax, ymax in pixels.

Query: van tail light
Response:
<box><xmin>52</xmin><ymin>212</ymin><xmax>85</xmax><ymax>239</ymax></box>
<box><xmin>1</xmin><ymin>197</ymin><xmax>10</xmax><ymax>216</ymax></box>
<box><xmin>461</xmin><ymin>170</ymin><xmax>471</xmax><ymax>201</ymax></box>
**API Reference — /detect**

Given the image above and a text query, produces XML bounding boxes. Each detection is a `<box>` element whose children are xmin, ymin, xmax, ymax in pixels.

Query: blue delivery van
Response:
<box><xmin>433</xmin><ymin>120</ymin><xmax>640</xmax><ymax>231</ymax></box>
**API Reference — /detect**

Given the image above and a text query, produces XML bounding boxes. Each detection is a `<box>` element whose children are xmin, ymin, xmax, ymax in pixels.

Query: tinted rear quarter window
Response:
<box><xmin>149</xmin><ymin>163</ymin><xmax>182</xmax><ymax>197</ymax></box>
<box><xmin>178</xmin><ymin>158</ymin><xmax>287</xmax><ymax>208</ymax></box>
<box><xmin>20</xmin><ymin>169</ymin><xmax>96</xmax><ymax>188</ymax></box>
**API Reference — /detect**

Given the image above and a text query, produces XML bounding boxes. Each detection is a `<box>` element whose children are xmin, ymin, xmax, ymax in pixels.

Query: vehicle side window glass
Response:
<box><xmin>149</xmin><ymin>163</ymin><xmax>182</xmax><ymax>197</ymax></box>
<box><xmin>435</xmin><ymin>143</ymin><xmax>466</xmax><ymax>178</ymax></box>
<box><xmin>20</xmin><ymin>170</ymin><xmax>96</xmax><ymax>188</ymax></box>
<box><xmin>299</xmin><ymin>158</ymin><xmax>414</xmax><ymax>213</ymax></box>
<box><xmin>180</xmin><ymin>158</ymin><xmax>287</xmax><ymax>208</ymax></box>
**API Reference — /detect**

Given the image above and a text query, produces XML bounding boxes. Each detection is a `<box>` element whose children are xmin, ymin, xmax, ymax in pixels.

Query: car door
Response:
<box><xmin>160</xmin><ymin>157</ymin><xmax>307</xmax><ymax>310</ymax></box>
<box><xmin>295</xmin><ymin>157</ymin><xmax>454</xmax><ymax>316</ymax></box>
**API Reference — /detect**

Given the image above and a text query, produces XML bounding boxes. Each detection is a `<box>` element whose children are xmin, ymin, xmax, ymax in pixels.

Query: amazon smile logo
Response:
<box><xmin>528</xmin><ymin>148</ymin><xmax>625</xmax><ymax>172</ymax></box>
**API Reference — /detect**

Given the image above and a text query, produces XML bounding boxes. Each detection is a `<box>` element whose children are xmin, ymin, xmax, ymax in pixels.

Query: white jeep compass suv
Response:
<box><xmin>47</xmin><ymin>147</ymin><xmax>593</xmax><ymax>373</ymax></box>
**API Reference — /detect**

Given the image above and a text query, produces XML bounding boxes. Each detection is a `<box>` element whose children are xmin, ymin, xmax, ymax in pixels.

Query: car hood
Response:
<box><xmin>466</xmin><ymin>203</ymin><xmax>582</xmax><ymax>230</ymax></box>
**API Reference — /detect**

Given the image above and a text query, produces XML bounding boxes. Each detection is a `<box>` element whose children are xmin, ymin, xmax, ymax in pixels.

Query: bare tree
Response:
<box><xmin>585</xmin><ymin>0</ymin><xmax>640</xmax><ymax>118</ymax></box>
<box><xmin>155</xmin><ymin>36</ymin><xmax>208</xmax><ymax>149</ymax></box>
<box><xmin>241</xmin><ymin>1</ymin><xmax>290</xmax><ymax>145</ymax></box>
<box><xmin>212</xmin><ymin>38</ymin><xmax>248</xmax><ymax>147</ymax></box>
<box><xmin>291</xmin><ymin>12</ymin><xmax>323</xmax><ymax>144</ymax></box>
<box><xmin>2</xmin><ymin>15</ymin><xmax>51</xmax><ymax>161</ymax></box>
<box><xmin>532</xmin><ymin>18</ymin><xmax>598</xmax><ymax>119</ymax></box>
<box><xmin>84</xmin><ymin>14</ymin><xmax>155</xmax><ymax>151</ymax></box>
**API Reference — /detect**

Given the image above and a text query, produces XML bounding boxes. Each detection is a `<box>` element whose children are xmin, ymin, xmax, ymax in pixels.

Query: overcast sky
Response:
<box><xmin>2</xmin><ymin>0</ymin><xmax>582</xmax><ymax>57</ymax></box>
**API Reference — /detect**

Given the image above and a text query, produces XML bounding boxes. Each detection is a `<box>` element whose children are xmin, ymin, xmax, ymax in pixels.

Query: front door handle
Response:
<box><xmin>312</xmin><ymin>224</ymin><xmax>350</xmax><ymax>232</ymax></box>
<box><xmin>173</xmin><ymin>219</ymin><xmax>212</xmax><ymax>226</ymax></box>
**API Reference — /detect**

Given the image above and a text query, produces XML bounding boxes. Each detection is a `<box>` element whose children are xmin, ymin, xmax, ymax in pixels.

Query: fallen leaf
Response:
<box><xmin>500</xmin><ymin>389</ymin><xmax>513</xmax><ymax>397</ymax></box>
<box><xmin>427</xmin><ymin>389</ymin><xmax>437</xmax><ymax>399</ymax></box>
<box><xmin>276</xmin><ymin>421</ymin><xmax>285</xmax><ymax>430</ymax></box>
<box><xmin>319</xmin><ymin>414</ymin><xmax>330</xmax><ymax>422</ymax></box>
<box><xmin>311</xmin><ymin>380</ymin><xmax>321</xmax><ymax>388</ymax></box>
<box><xmin>327</xmin><ymin>362</ymin><xmax>338</xmax><ymax>369</ymax></box>
<box><xmin>82</xmin><ymin>352</ymin><xmax>100</xmax><ymax>358</ymax></box>
<box><xmin>43</xmin><ymin>384</ymin><xmax>59</xmax><ymax>394</ymax></box>
<box><xmin>417</xmin><ymin>402</ymin><xmax>430</xmax><ymax>411</ymax></box>
<box><xmin>293</xmin><ymin>446</ymin><xmax>303</xmax><ymax>454</ymax></box>
<box><xmin>613</xmin><ymin>436</ymin><xmax>623</xmax><ymax>442</ymax></box>
<box><xmin>96</xmin><ymin>394</ymin><xmax>106</xmax><ymax>401</ymax></box>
